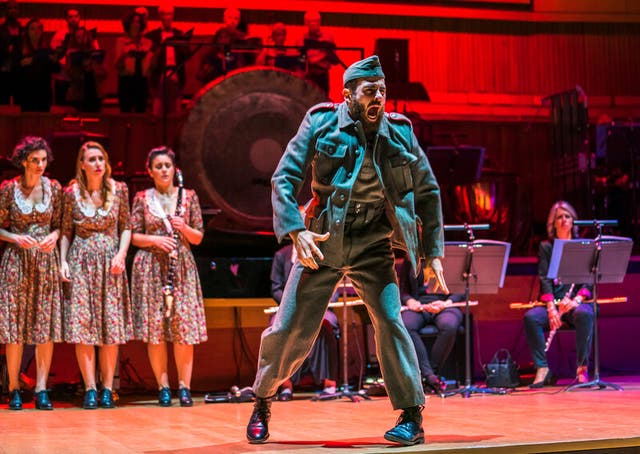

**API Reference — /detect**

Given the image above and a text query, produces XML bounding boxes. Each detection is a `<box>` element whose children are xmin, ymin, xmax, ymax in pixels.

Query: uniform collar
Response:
<box><xmin>338</xmin><ymin>102</ymin><xmax>390</xmax><ymax>139</ymax></box>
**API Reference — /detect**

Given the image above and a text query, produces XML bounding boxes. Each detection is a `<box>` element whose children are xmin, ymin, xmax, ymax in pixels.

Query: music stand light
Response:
<box><xmin>547</xmin><ymin>223</ymin><xmax>632</xmax><ymax>391</ymax></box>
<box><xmin>442</xmin><ymin>224</ymin><xmax>511</xmax><ymax>398</ymax></box>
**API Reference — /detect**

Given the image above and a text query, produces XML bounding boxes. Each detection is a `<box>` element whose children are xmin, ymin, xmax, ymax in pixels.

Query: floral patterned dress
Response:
<box><xmin>61</xmin><ymin>180</ymin><xmax>132</xmax><ymax>345</ymax></box>
<box><xmin>0</xmin><ymin>176</ymin><xmax>63</xmax><ymax>344</ymax></box>
<box><xmin>130</xmin><ymin>188</ymin><xmax>207</xmax><ymax>344</ymax></box>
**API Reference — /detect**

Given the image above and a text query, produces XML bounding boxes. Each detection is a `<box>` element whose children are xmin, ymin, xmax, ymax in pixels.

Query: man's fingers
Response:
<box><xmin>309</xmin><ymin>242</ymin><xmax>324</xmax><ymax>261</ymax></box>
<box><xmin>314</xmin><ymin>232</ymin><xmax>330</xmax><ymax>242</ymax></box>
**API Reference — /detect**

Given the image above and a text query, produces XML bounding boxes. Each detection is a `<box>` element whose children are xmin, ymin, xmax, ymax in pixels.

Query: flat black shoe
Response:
<box><xmin>384</xmin><ymin>405</ymin><xmax>425</xmax><ymax>446</ymax></box>
<box><xmin>83</xmin><ymin>389</ymin><xmax>98</xmax><ymax>409</ymax></box>
<box><xmin>8</xmin><ymin>390</ymin><xmax>22</xmax><ymax>411</ymax></box>
<box><xmin>158</xmin><ymin>387</ymin><xmax>172</xmax><ymax>407</ymax></box>
<box><xmin>529</xmin><ymin>370</ymin><xmax>557</xmax><ymax>389</ymax></box>
<box><xmin>35</xmin><ymin>390</ymin><xmax>54</xmax><ymax>410</ymax></box>
<box><xmin>178</xmin><ymin>387</ymin><xmax>193</xmax><ymax>407</ymax></box>
<box><xmin>246</xmin><ymin>398</ymin><xmax>271</xmax><ymax>444</ymax></box>
<box><xmin>98</xmin><ymin>389</ymin><xmax>115</xmax><ymax>408</ymax></box>
<box><xmin>423</xmin><ymin>374</ymin><xmax>445</xmax><ymax>396</ymax></box>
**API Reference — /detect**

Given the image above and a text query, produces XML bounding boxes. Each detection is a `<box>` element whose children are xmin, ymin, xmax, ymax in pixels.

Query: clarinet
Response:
<box><xmin>162</xmin><ymin>168</ymin><xmax>184</xmax><ymax>318</ymax></box>
<box><xmin>544</xmin><ymin>283</ymin><xmax>575</xmax><ymax>352</ymax></box>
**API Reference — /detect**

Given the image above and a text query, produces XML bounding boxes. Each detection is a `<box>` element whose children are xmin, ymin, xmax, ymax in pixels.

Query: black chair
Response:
<box><xmin>418</xmin><ymin>315</ymin><xmax>472</xmax><ymax>384</ymax></box>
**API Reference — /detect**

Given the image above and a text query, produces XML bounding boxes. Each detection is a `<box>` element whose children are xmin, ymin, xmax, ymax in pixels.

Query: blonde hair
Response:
<box><xmin>546</xmin><ymin>200</ymin><xmax>578</xmax><ymax>239</ymax></box>
<box><xmin>74</xmin><ymin>141</ymin><xmax>114</xmax><ymax>210</ymax></box>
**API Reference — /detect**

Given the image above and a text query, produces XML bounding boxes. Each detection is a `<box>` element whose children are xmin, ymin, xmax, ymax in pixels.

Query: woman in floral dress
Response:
<box><xmin>0</xmin><ymin>136</ymin><xmax>62</xmax><ymax>411</ymax></box>
<box><xmin>60</xmin><ymin>141</ymin><xmax>132</xmax><ymax>409</ymax></box>
<box><xmin>130</xmin><ymin>146</ymin><xmax>206</xmax><ymax>407</ymax></box>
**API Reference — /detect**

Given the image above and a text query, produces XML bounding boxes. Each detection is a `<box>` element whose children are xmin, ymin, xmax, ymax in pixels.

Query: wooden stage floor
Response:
<box><xmin>2</xmin><ymin>376</ymin><xmax>640</xmax><ymax>454</ymax></box>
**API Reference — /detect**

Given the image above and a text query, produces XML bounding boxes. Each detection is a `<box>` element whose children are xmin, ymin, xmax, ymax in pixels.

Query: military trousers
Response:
<box><xmin>253</xmin><ymin>217</ymin><xmax>425</xmax><ymax>409</ymax></box>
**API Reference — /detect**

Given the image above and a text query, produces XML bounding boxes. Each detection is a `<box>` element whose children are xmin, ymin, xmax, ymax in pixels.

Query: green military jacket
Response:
<box><xmin>271</xmin><ymin>101</ymin><xmax>444</xmax><ymax>273</ymax></box>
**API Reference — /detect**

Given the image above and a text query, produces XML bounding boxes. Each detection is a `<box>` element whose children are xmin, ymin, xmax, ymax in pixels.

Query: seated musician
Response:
<box><xmin>524</xmin><ymin>200</ymin><xmax>593</xmax><ymax>388</ymax></box>
<box><xmin>269</xmin><ymin>242</ymin><xmax>338</xmax><ymax>400</ymax></box>
<box><xmin>396</xmin><ymin>251</ymin><xmax>463</xmax><ymax>395</ymax></box>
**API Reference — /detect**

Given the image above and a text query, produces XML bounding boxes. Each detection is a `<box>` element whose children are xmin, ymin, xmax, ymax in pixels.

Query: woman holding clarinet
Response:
<box><xmin>130</xmin><ymin>146</ymin><xmax>207</xmax><ymax>407</ymax></box>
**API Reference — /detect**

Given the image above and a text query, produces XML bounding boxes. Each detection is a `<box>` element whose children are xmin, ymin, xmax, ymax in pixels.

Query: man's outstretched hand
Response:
<box><xmin>290</xmin><ymin>230</ymin><xmax>330</xmax><ymax>270</ymax></box>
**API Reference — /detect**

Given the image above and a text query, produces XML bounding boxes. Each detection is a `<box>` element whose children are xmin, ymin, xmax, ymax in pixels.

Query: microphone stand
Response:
<box><xmin>444</xmin><ymin>223</ymin><xmax>505</xmax><ymax>398</ymax></box>
<box><xmin>568</xmin><ymin>219</ymin><xmax>622</xmax><ymax>391</ymax></box>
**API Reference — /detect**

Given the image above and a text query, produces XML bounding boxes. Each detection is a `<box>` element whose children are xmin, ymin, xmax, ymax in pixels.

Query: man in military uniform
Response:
<box><xmin>246</xmin><ymin>55</ymin><xmax>448</xmax><ymax>446</ymax></box>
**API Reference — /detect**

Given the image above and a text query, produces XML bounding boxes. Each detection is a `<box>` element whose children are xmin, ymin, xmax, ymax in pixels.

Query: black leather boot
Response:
<box><xmin>383</xmin><ymin>405</ymin><xmax>425</xmax><ymax>446</ymax></box>
<box><xmin>246</xmin><ymin>397</ymin><xmax>271</xmax><ymax>444</ymax></box>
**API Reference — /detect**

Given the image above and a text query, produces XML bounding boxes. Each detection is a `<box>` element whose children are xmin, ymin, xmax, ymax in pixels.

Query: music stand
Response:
<box><xmin>442</xmin><ymin>224</ymin><xmax>511</xmax><ymax>398</ymax></box>
<box><xmin>547</xmin><ymin>222</ymin><xmax>632</xmax><ymax>391</ymax></box>
<box><xmin>313</xmin><ymin>277</ymin><xmax>371</xmax><ymax>403</ymax></box>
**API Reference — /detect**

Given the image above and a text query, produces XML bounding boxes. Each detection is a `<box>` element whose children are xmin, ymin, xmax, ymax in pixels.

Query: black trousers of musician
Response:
<box><xmin>523</xmin><ymin>303</ymin><xmax>594</xmax><ymax>369</ymax></box>
<box><xmin>402</xmin><ymin>307</ymin><xmax>463</xmax><ymax>378</ymax></box>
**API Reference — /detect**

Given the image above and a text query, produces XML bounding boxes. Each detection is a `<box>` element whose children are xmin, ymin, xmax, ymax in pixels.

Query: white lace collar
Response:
<box><xmin>147</xmin><ymin>188</ymin><xmax>181</xmax><ymax>234</ymax></box>
<box><xmin>14</xmin><ymin>176</ymin><xmax>52</xmax><ymax>215</ymax></box>
<box><xmin>73</xmin><ymin>180</ymin><xmax>116</xmax><ymax>217</ymax></box>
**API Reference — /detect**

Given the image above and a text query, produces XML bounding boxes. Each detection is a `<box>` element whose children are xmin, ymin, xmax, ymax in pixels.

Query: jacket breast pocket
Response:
<box><xmin>388</xmin><ymin>153</ymin><xmax>416</xmax><ymax>195</ymax></box>
<box><xmin>314</xmin><ymin>139</ymin><xmax>347</xmax><ymax>184</ymax></box>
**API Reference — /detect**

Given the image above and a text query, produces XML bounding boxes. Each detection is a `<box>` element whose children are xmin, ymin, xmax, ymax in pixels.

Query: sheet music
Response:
<box><xmin>548</xmin><ymin>237</ymin><xmax>632</xmax><ymax>284</ymax></box>
<box><xmin>442</xmin><ymin>240</ymin><xmax>511</xmax><ymax>294</ymax></box>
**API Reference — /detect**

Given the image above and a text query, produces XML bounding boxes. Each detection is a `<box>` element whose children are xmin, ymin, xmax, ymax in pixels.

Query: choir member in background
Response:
<box><xmin>130</xmin><ymin>146</ymin><xmax>207</xmax><ymax>407</ymax></box>
<box><xmin>16</xmin><ymin>18</ymin><xmax>60</xmax><ymax>112</ymax></box>
<box><xmin>0</xmin><ymin>136</ymin><xmax>63</xmax><ymax>410</ymax></box>
<box><xmin>524</xmin><ymin>200</ymin><xmax>593</xmax><ymax>388</ymax></box>
<box><xmin>146</xmin><ymin>4</ymin><xmax>189</xmax><ymax>116</ymax></box>
<box><xmin>0</xmin><ymin>0</ymin><xmax>23</xmax><ymax>104</ymax></box>
<box><xmin>60</xmin><ymin>141</ymin><xmax>132</xmax><ymax>409</ymax></box>
<box><xmin>298</xmin><ymin>10</ymin><xmax>337</xmax><ymax>95</ymax></box>
<box><xmin>115</xmin><ymin>10</ymin><xmax>153</xmax><ymax>113</ymax></box>
<box><xmin>50</xmin><ymin>7</ymin><xmax>100</xmax><ymax>106</ymax></box>
<box><xmin>197</xmin><ymin>7</ymin><xmax>247</xmax><ymax>85</ymax></box>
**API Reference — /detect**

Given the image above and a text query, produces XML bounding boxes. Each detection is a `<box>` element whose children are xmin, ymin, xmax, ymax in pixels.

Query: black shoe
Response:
<box><xmin>159</xmin><ymin>387</ymin><xmax>172</xmax><ymax>407</ymax></box>
<box><xmin>423</xmin><ymin>374</ymin><xmax>445</xmax><ymax>396</ymax></box>
<box><xmin>246</xmin><ymin>397</ymin><xmax>271</xmax><ymax>444</ymax></box>
<box><xmin>384</xmin><ymin>405</ymin><xmax>425</xmax><ymax>446</ymax></box>
<box><xmin>98</xmin><ymin>389</ymin><xmax>115</xmax><ymax>408</ymax></box>
<box><xmin>8</xmin><ymin>390</ymin><xmax>22</xmax><ymax>411</ymax></box>
<box><xmin>178</xmin><ymin>387</ymin><xmax>193</xmax><ymax>407</ymax></box>
<box><xmin>529</xmin><ymin>370</ymin><xmax>557</xmax><ymax>389</ymax></box>
<box><xmin>83</xmin><ymin>389</ymin><xmax>98</xmax><ymax>409</ymax></box>
<box><xmin>34</xmin><ymin>390</ymin><xmax>53</xmax><ymax>410</ymax></box>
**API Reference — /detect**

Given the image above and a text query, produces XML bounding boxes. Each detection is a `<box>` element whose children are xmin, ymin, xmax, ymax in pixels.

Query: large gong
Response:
<box><xmin>180</xmin><ymin>68</ymin><xmax>328</xmax><ymax>231</ymax></box>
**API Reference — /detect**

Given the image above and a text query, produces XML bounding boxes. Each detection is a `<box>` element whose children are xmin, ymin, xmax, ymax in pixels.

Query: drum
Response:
<box><xmin>179</xmin><ymin>67</ymin><xmax>328</xmax><ymax>232</ymax></box>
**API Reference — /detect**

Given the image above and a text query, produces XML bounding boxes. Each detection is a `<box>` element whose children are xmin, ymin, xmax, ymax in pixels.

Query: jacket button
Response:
<box><xmin>346</xmin><ymin>172</ymin><xmax>352</xmax><ymax>178</ymax></box>
<box><xmin>335</xmin><ymin>219</ymin><xmax>341</xmax><ymax>225</ymax></box>
<box><xmin>355</xmin><ymin>150</ymin><xmax>360</xmax><ymax>156</ymax></box>
<box><xmin>339</xmin><ymin>194</ymin><xmax>346</xmax><ymax>200</ymax></box>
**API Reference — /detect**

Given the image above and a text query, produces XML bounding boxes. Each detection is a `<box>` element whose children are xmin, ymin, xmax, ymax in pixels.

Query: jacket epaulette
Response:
<box><xmin>386</xmin><ymin>112</ymin><xmax>412</xmax><ymax>124</ymax></box>
<box><xmin>309</xmin><ymin>102</ymin><xmax>337</xmax><ymax>114</ymax></box>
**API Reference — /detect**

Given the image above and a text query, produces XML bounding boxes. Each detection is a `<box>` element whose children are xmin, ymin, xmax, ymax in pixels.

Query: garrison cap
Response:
<box><xmin>343</xmin><ymin>55</ymin><xmax>385</xmax><ymax>86</ymax></box>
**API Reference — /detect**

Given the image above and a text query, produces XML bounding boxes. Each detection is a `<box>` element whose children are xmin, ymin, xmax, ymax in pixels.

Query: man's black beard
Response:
<box><xmin>349</xmin><ymin>102</ymin><xmax>383</xmax><ymax>134</ymax></box>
